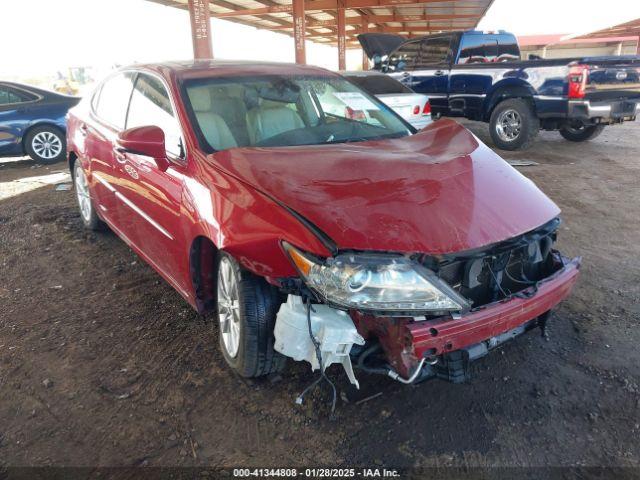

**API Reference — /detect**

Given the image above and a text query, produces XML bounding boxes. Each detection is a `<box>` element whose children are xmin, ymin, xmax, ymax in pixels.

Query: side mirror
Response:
<box><xmin>116</xmin><ymin>125</ymin><xmax>169</xmax><ymax>171</ymax></box>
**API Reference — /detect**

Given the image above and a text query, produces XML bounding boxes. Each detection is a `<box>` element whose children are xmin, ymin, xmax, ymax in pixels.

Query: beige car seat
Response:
<box><xmin>188</xmin><ymin>87</ymin><xmax>238</xmax><ymax>151</ymax></box>
<box><xmin>246</xmin><ymin>99</ymin><xmax>304</xmax><ymax>144</ymax></box>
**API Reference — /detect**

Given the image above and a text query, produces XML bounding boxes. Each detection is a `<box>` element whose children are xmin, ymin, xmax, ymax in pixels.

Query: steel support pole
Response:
<box><xmin>292</xmin><ymin>0</ymin><xmax>307</xmax><ymax>64</ymax></box>
<box><xmin>188</xmin><ymin>0</ymin><xmax>213</xmax><ymax>59</ymax></box>
<box><xmin>337</xmin><ymin>2</ymin><xmax>346</xmax><ymax>70</ymax></box>
<box><xmin>361</xmin><ymin>17</ymin><xmax>368</xmax><ymax>70</ymax></box>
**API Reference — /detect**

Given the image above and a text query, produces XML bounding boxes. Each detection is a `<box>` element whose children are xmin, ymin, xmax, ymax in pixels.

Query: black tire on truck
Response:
<box><xmin>215</xmin><ymin>252</ymin><xmax>286</xmax><ymax>377</ymax></box>
<box><xmin>489</xmin><ymin>98</ymin><xmax>540</xmax><ymax>151</ymax></box>
<box><xmin>559</xmin><ymin>124</ymin><xmax>605</xmax><ymax>142</ymax></box>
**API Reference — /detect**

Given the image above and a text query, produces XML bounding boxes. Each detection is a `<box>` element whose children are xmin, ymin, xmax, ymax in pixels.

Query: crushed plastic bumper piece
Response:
<box><xmin>274</xmin><ymin>296</ymin><xmax>365</xmax><ymax>388</ymax></box>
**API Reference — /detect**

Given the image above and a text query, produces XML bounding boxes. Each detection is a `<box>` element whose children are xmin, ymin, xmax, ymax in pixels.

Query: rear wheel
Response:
<box><xmin>489</xmin><ymin>98</ymin><xmax>540</xmax><ymax>151</ymax></box>
<box><xmin>216</xmin><ymin>253</ymin><xmax>286</xmax><ymax>377</ymax></box>
<box><xmin>559</xmin><ymin>124</ymin><xmax>605</xmax><ymax>142</ymax></box>
<box><xmin>25</xmin><ymin>125</ymin><xmax>66</xmax><ymax>164</ymax></box>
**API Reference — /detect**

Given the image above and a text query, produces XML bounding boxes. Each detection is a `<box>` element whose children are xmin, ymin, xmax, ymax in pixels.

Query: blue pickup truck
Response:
<box><xmin>359</xmin><ymin>31</ymin><xmax>640</xmax><ymax>150</ymax></box>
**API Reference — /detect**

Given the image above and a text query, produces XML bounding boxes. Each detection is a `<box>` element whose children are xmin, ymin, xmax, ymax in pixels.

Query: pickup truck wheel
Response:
<box><xmin>216</xmin><ymin>253</ymin><xmax>286</xmax><ymax>378</ymax></box>
<box><xmin>559</xmin><ymin>124</ymin><xmax>605</xmax><ymax>142</ymax></box>
<box><xmin>489</xmin><ymin>99</ymin><xmax>539</xmax><ymax>151</ymax></box>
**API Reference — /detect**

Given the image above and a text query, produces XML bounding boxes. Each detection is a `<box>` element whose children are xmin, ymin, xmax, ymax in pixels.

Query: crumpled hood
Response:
<box><xmin>209</xmin><ymin>120</ymin><xmax>560</xmax><ymax>255</ymax></box>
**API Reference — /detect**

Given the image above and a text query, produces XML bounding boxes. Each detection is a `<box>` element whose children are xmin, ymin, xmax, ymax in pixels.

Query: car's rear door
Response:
<box><xmin>115</xmin><ymin>72</ymin><xmax>187</xmax><ymax>291</ymax></box>
<box><xmin>86</xmin><ymin>72</ymin><xmax>136</xmax><ymax>229</ymax></box>
<box><xmin>0</xmin><ymin>84</ymin><xmax>37</xmax><ymax>156</ymax></box>
<box><xmin>448</xmin><ymin>34</ymin><xmax>500</xmax><ymax>118</ymax></box>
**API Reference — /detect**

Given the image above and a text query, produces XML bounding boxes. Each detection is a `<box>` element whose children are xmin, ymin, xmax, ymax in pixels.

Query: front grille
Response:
<box><xmin>424</xmin><ymin>219</ymin><xmax>563</xmax><ymax>309</ymax></box>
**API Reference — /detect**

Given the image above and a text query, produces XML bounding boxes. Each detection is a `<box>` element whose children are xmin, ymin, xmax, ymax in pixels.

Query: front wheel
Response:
<box><xmin>74</xmin><ymin>161</ymin><xmax>103</xmax><ymax>230</ymax></box>
<box><xmin>216</xmin><ymin>253</ymin><xmax>286</xmax><ymax>378</ymax></box>
<box><xmin>24</xmin><ymin>125</ymin><xmax>66</xmax><ymax>164</ymax></box>
<box><xmin>489</xmin><ymin>98</ymin><xmax>540</xmax><ymax>151</ymax></box>
<box><xmin>559</xmin><ymin>124</ymin><xmax>605</xmax><ymax>142</ymax></box>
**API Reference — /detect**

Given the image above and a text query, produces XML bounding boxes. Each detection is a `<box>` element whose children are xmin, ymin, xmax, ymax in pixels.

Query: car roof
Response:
<box><xmin>339</xmin><ymin>70</ymin><xmax>385</xmax><ymax>77</ymax></box>
<box><xmin>126</xmin><ymin>60</ymin><xmax>335</xmax><ymax>80</ymax></box>
<box><xmin>0</xmin><ymin>81</ymin><xmax>74</xmax><ymax>99</ymax></box>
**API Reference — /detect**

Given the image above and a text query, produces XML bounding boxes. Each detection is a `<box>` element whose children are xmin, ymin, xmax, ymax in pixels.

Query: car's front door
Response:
<box><xmin>387</xmin><ymin>40</ymin><xmax>420</xmax><ymax>90</ymax></box>
<box><xmin>86</xmin><ymin>72</ymin><xmax>137</xmax><ymax>229</ymax></box>
<box><xmin>114</xmin><ymin>72</ymin><xmax>188</xmax><ymax>294</ymax></box>
<box><xmin>0</xmin><ymin>85</ymin><xmax>36</xmax><ymax>157</ymax></box>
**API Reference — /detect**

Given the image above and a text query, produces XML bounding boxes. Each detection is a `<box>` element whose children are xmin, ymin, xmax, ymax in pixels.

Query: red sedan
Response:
<box><xmin>67</xmin><ymin>61</ymin><xmax>580</xmax><ymax>389</ymax></box>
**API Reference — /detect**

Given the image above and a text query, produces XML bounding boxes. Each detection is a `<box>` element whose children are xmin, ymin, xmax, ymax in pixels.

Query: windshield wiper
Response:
<box><xmin>327</xmin><ymin>131</ymin><xmax>408</xmax><ymax>144</ymax></box>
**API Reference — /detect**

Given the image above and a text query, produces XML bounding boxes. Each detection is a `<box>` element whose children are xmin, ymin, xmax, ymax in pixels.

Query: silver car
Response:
<box><xmin>341</xmin><ymin>70</ymin><xmax>432</xmax><ymax>130</ymax></box>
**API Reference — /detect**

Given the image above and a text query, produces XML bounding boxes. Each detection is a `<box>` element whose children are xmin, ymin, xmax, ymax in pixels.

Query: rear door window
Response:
<box><xmin>126</xmin><ymin>73</ymin><xmax>184</xmax><ymax>159</ymax></box>
<box><xmin>94</xmin><ymin>73</ymin><xmax>136</xmax><ymax>129</ymax></box>
<box><xmin>497</xmin><ymin>34</ymin><xmax>520</xmax><ymax>62</ymax></box>
<box><xmin>457</xmin><ymin>36</ymin><xmax>499</xmax><ymax>64</ymax></box>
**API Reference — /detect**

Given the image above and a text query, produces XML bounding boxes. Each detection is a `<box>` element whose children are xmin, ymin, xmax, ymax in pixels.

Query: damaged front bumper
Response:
<box><xmin>276</xmin><ymin>238</ymin><xmax>580</xmax><ymax>388</ymax></box>
<box><xmin>353</xmin><ymin>255</ymin><xmax>581</xmax><ymax>380</ymax></box>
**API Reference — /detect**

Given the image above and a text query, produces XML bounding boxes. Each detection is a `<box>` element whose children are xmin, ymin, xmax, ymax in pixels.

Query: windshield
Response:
<box><xmin>182</xmin><ymin>74</ymin><xmax>413</xmax><ymax>152</ymax></box>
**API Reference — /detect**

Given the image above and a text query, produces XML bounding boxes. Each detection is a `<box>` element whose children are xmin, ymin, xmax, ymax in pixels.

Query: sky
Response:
<box><xmin>1</xmin><ymin>0</ymin><xmax>639</xmax><ymax>80</ymax></box>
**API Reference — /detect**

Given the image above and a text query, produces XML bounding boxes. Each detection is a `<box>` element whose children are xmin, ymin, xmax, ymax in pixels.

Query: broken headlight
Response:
<box><xmin>283</xmin><ymin>243</ymin><xmax>469</xmax><ymax>314</ymax></box>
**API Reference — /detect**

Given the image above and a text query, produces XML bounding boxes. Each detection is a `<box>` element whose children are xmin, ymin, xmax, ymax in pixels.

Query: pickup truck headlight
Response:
<box><xmin>283</xmin><ymin>243</ymin><xmax>469</xmax><ymax>313</ymax></box>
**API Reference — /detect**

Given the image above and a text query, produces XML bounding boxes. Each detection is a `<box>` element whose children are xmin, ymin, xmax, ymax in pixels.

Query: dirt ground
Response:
<box><xmin>1</xmin><ymin>121</ymin><xmax>639</xmax><ymax>474</ymax></box>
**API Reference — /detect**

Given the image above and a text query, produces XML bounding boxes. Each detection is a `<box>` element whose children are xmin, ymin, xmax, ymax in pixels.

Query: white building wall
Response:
<box><xmin>520</xmin><ymin>41</ymin><xmax>637</xmax><ymax>59</ymax></box>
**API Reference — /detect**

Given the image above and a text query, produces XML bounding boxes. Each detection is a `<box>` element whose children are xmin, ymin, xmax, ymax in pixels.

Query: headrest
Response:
<box><xmin>189</xmin><ymin>87</ymin><xmax>212</xmax><ymax>112</ymax></box>
<box><xmin>244</xmin><ymin>88</ymin><xmax>259</xmax><ymax>110</ymax></box>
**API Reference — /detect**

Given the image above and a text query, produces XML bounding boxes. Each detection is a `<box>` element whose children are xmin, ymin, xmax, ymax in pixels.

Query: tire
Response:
<box><xmin>24</xmin><ymin>125</ymin><xmax>66</xmax><ymax>164</ymax></box>
<box><xmin>489</xmin><ymin>98</ymin><xmax>540</xmax><ymax>151</ymax></box>
<box><xmin>73</xmin><ymin>161</ymin><xmax>103</xmax><ymax>230</ymax></box>
<box><xmin>559</xmin><ymin>124</ymin><xmax>605</xmax><ymax>142</ymax></box>
<box><xmin>216</xmin><ymin>253</ymin><xmax>286</xmax><ymax>378</ymax></box>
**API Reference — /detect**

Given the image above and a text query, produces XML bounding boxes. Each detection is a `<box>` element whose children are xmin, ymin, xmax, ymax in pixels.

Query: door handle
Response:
<box><xmin>434</xmin><ymin>70</ymin><xmax>446</xmax><ymax>77</ymax></box>
<box><xmin>402</xmin><ymin>71</ymin><xmax>410</xmax><ymax>78</ymax></box>
<box><xmin>113</xmin><ymin>147</ymin><xmax>128</xmax><ymax>164</ymax></box>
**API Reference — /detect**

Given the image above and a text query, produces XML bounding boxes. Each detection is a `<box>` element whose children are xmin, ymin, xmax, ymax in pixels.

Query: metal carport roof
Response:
<box><xmin>146</xmin><ymin>0</ymin><xmax>494</xmax><ymax>69</ymax></box>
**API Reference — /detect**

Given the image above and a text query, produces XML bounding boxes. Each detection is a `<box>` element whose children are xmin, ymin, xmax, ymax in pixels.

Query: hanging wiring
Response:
<box><xmin>295</xmin><ymin>296</ymin><xmax>337</xmax><ymax>414</ymax></box>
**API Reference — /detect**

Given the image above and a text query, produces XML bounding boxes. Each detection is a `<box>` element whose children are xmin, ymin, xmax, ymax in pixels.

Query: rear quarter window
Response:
<box><xmin>0</xmin><ymin>86</ymin><xmax>36</xmax><ymax>105</ymax></box>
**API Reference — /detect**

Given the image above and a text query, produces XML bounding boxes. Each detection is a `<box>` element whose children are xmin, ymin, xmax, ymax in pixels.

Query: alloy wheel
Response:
<box><xmin>74</xmin><ymin>165</ymin><xmax>92</xmax><ymax>223</ymax></box>
<box><xmin>496</xmin><ymin>109</ymin><xmax>522</xmax><ymax>142</ymax></box>
<box><xmin>218</xmin><ymin>256</ymin><xmax>241</xmax><ymax>358</ymax></box>
<box><xmin>32</xmin><ymin>131</ymin><xmax>63</xmax><ymax>160</ymax></box>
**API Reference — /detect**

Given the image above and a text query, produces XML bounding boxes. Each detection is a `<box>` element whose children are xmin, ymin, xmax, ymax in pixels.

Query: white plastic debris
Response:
<box><xmin>274</xmin><ymin>296</ymin><xmax>365</xmax><ymax>388</ymax></box>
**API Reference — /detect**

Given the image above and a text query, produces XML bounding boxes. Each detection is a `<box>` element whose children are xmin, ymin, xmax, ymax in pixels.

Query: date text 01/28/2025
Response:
<box><xmin>233</xmin><ymin>468</ymin><xmax>401</xmax><ymax>478</ymax></box>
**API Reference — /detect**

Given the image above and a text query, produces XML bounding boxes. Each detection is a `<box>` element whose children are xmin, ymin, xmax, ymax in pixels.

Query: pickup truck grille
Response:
<box><xmin>425</xmin><ymin>219</ymin><xmax>563</xmax><ymax>309</ymax></box>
